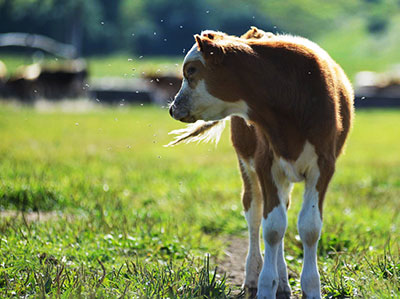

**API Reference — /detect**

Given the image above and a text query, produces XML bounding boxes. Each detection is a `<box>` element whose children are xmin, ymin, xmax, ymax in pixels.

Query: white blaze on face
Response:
<box><xmin>175</xmin><ymin>41</ymin><xmax>248</xmax><ymax>121</ymax></box>
<box><xmin>179</xmin><ymin>79</ymin><xmax>248</xmax><ymax>121</ymax></box>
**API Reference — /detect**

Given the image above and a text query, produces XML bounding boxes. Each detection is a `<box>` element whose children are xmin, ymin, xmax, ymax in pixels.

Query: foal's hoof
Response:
<box><xmin>276</xmin><ymin>291</ymin><xmax>291</xmax><ymax>299</ymax></box>
<box><xmin>243</xmin><ymin>286</ymin><xmax>258</xmax><ymax>299</ymax></box>
<box><xmin>302</xmin><ymin>291</ymin><xmax>321</xmax><ymax>299</ymax></box>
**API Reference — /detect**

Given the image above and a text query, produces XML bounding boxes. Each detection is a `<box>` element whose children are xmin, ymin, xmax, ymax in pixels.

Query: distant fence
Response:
<box><xmin>0</xmin><ymin>33</ymin><xmax>77</xmax><ymax>59</ymax></box>
<box><xmin>354</xmin><ymin>95</ymin><xmax>400</xmax><ymax>108</ymax></box>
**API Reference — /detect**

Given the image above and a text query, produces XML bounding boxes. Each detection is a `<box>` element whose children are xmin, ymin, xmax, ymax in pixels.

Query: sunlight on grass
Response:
<box><xmin>0</xmin><ymin>54</ymin><xmax>182</xmax><ymax>78</ymax></box>
<box><xmin>0</xmin><ymin>105</ymin><xmax>399</xmax><ymax>297</ymax></box>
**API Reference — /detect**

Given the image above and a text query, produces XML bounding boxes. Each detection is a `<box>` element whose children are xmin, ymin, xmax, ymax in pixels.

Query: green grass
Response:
<box><xmin>86</xmin><ymin>55</ymin><xmax>182</xmax><ymax>78</ymax></box>
<box><xmin>0</xmin><ymin>54</ymin><xmax>182</xmax><ymax>79</ymax></box>
<box><xmin>0</xmin><ymin>105</ymin><xmax>399</xmax><ymax>298</ymax></box>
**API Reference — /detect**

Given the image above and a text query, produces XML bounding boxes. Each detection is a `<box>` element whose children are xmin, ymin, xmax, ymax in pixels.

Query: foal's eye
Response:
<box><xmin>187</xmin><ymin>66</ymin><xmax>196</xmax><ymax>76</ymax></box>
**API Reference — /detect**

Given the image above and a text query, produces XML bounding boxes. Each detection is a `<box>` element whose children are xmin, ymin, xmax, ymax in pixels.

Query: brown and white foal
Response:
<box><xmin>168</xmin><ymin>27</ymin><xmax>354</xmax><ymax>299</ymax></box>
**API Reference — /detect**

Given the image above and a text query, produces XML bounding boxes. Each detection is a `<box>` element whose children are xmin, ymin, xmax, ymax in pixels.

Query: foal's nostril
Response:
<box><xmin>168</xmin><ymin>99</ymin><xmax>191</xmax><ymax>122</ymax></box>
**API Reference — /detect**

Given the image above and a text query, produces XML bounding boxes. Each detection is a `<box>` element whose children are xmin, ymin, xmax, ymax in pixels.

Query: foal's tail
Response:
<box><xmin>164</xmin><ymin>119</ymin><xmax>227</xmax><ymax>147</ymax></box>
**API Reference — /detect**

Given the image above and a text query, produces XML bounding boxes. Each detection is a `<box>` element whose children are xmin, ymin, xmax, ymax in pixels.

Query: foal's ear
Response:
<box><xmin>194</xmin><ymin>34</ymin><xmax>225</xmax><ymax>65</ymax></box>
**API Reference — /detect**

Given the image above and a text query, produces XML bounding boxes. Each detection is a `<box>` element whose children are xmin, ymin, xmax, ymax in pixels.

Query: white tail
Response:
<box><xmin>164</xmin><ymin>119</ymin><xmax>227</xmax><ymax>147</ymax></box>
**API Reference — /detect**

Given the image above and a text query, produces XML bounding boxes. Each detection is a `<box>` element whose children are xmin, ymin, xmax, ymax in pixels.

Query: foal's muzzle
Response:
<box><xmin>169</xmin><ymin>96</ymin><xmax>196</xmax><ymax>123</ymax></box>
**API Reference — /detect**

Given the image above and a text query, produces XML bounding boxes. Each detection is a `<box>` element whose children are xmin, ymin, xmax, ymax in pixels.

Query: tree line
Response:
<box><xmin>0</xmin><ymin>0</ymin><xmax>397</xmax><ymax>56</ymax></box>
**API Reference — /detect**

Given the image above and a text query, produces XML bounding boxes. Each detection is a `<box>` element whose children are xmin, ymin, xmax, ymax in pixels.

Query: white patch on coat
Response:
<box><xmin>166</xmin><ymin>77</ymin><xmax>248</xmax><ymax>147</ymax></box>
<box><xmin>278</xmin><ymin>141</ymin><xmax>318</xmax><ymax>183</ymax></box>
<box><xmin>271</xmin><ymin>160</ymin><xmax>294</xmax><ymax>207</ymax></box>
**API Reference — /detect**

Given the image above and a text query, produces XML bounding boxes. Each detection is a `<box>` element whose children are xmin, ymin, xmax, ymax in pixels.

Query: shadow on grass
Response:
<box><xmin>0</xmin><ymin>184</ymin><xmax>64</xmax><ymax>212</ymax></box>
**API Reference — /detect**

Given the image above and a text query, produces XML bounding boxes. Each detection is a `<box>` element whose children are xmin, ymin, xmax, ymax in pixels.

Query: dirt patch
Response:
<box><xmin>218</xmin><ymin>236</ymin><xmax>248</xmax><ymax>289</ymax></box>
<box><xmin>218</xmin><ymin>236</ymin><xmax>300</xmax><ymax>298</ymax></box>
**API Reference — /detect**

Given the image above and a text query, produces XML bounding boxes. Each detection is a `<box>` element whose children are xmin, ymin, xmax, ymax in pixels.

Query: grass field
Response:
<box><xmin>0</xmin><ymin>105</ymin><xmax>399</xmax><ymax>298</ymax></box>
<box><xmin>0</xmin><ymin>54</ymin><xmax>182</xmax><ymax>79</ymax></box>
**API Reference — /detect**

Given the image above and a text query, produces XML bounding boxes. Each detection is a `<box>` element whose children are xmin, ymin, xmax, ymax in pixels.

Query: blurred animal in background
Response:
<box><xmin>355</xmin><ymin>67</ymin><xmax>400</xmax><ymax>97</ymax></box>
<box><xmin>0</xmin><ymin>60</ymin><xmax>6</xmax><ymax>90</ymax></box>
<box><xmin>0</xmin><ymin>59</ymin><xmax>88</xmax><ymax>101</ymax></box>
<box><xmin>168</xmin><ymin>27</ymin><xmax>354</xmax><ymax>299</ymax></box>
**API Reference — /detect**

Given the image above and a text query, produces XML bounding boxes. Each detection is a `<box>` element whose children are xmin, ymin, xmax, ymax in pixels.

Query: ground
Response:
<box><xmin>0</xmin><ymin>103</ymin><xmax>399</xmax><ymax>298</ymax></box>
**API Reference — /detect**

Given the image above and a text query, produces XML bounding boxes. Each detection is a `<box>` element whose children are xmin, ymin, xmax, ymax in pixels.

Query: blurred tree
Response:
<box><xmin>120</xmin><ymin>0</ymin><xmax>274</xmax><ymax>55</ymax></box>
<box><xmin>257</xmin><ymin>0</ymin><xmax>360</xmax><ymax>38</ymax></box>
<box><xmin>0</xmin><ymin>0</ymin><xmax>399</xmax><ymax>56</ymax></box>
<box><xmin>0</xmin><ymin>0</ymin><xmax>114</xmax><ymax>55</ymax></box>
<box><xmin>360</xmin><ymin>0</ymin><xmax>398</xmax><ymax>34</ymax></box>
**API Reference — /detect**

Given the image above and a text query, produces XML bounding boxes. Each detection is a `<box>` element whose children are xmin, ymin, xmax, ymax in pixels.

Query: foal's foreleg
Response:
<box><xmin>239</xmin><ymin>157</ymin><xmax>263</xmax><ymax>292</ymax></box>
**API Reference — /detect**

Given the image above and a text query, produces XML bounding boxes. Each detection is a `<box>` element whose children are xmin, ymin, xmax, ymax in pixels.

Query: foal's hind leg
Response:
<box><xmin>298</xmin><ymin>156</ymin><xmax>335</xmax><ymax>298</ymax></box>
<box><xmin>256</xmin><ymin>151</ymin><xmax>293</xmax><ymax>299</ymax></box>
<box><xmin>231</xmin><ymin>117</ymin><xmax>262</xmax><ymax>296</ymax></box>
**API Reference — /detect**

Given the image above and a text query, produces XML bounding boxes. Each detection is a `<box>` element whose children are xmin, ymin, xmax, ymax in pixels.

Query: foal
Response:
<box><xmin>168</xmin><ymin>27</ymin><xmax>354</xmax><ymax>299</ymax></box>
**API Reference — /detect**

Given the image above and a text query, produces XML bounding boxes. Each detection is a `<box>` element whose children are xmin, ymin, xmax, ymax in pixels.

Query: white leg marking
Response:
<box><xmin>244</xmin><ymin>208</ymin><xmax>263</xmax><ymax>288</ymax></box>
<box><xmin>277</xmin><ymin>240</ymin><xmax>291</xmax><ymax>295</ymax></box>
<box><xmin>256</xmin><ymin>141</ymin><xmax>321</xmax><ymax>298</ymax></box>
<box><xmin>241</xmin><ymin>158</ymin><xmax>263</xmax><ymax>288</ymax></box>
<box><xmin>298</xmin><ymin>165</ymin><xmax>322</xmax><ymax>298</ymax></box>
<box><xmin>258</xmin><ymin>204</ymin><xmax>287</xmax><ymax>298</ymax></box>
<box><xmin>273</xmin><ymin>160</ymin><xmax>293</xmax><ymax>296</ymax></box>
<box><xmin>257</xmin><ymin>159</ymin><xmax>293</xmax><ymax>298</ymax></box>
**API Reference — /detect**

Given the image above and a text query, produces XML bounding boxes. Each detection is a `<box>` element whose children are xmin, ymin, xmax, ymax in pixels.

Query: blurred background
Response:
<box><xmin>1</xmin><ymin>0</ymin><xmax>400</xmax><ymax>106</ymax></box>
